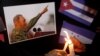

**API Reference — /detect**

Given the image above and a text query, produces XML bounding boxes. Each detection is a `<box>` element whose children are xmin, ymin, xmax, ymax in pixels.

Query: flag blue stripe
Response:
<box><xmin>74</xmin><ymin>0</ymin><xmax>85</xmax><ymax>4</ymax></box>
<box><xmin>59</xmin><ymin>10</ymin><xmax>91</xmax><ymax>26</ymax></box>
<box><xmin>62</xmin><ymin>21</ymin><xmax>95</xmax><ymax>40</ymax></box>
<box><xmin>73</xmin><ymin>6</ymin><xmax>95</xmax><ymax>18</ymax></box>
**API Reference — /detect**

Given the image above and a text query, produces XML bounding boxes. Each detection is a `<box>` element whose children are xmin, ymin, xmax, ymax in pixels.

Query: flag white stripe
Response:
<box><xmin>61</xmin><ymin>28</ymin><xmax>92</xmax><ymax>44</ymax></box>
<box><xmin>70</xmin><ymin>0</ymin><xmax>96</xmax><ymax>13</ymax></box>
<box><xmin>65</xmin><ymin>9</ymin><xmax>93</xmax><ymax>23</ymax></box>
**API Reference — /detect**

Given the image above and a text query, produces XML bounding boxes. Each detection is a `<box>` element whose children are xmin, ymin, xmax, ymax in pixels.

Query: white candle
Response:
<box><xmin>63</xmin><ymin>38</ymin><xmax>68</xmax><ymax>51</ymax></box>
<box><xmin>63</xmin><ymin>31</ymin><xmax>75</xmax><ymax>56</ymax></box>
<box><xmin>68</xmin><ymin>43</ymin><xmax>75</xmax><ymax>56</ymax></box>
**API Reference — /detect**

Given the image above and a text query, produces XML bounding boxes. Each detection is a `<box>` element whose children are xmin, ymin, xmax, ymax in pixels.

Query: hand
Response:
<box><xmin>70</xmin><ymin>36</ymin><xmax>86</xmax><ymax>53</ymax></box>
<box><xmin>45</xmin><ymin>49</ymin><xmax>67</xmax><ymax>56</ymax></box>
<box><xmin>40</xmin><ymin>5</ymin><xmax>48</xmax><ymax>15</ymax></box>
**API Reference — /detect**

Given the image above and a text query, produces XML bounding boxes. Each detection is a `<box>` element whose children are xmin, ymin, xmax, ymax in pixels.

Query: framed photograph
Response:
<box><xmin>3</xmin><ymin>2</ymin><xmax>56</xmax><ymax>44</ymax></box>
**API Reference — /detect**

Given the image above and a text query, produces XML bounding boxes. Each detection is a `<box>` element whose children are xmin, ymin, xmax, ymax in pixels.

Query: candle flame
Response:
<box><xmin>63</xmin><ymin>31</ymin><xmax>75</xmax><ymax>56</ymax></box>
<box><xmin>63</xmin><ymin>31</ymin><xmax>70</xmax><ymax>40</ymax></box>
<box><xmin>63</xmin><ymin>31</ymin><xmax>73</xmax><ymax>51</ymax></box>
<box><xmin>64</xmin><ymin>38</ymin><xmax>68</xmax><ymax>42</ymax></box>
<box><xmin>63</xmin><ymin>31</ymin><xmax>72</xmax><ymax>44</ymax></box>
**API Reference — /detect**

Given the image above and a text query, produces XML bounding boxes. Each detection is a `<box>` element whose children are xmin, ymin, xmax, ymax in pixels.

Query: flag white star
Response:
<box><xmin>63</xmin><ymin>2</ymin><xmax>68</xmax><ymax>7</ymax></box>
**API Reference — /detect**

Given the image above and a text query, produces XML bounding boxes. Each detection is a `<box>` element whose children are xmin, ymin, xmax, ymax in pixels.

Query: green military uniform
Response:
<box><xmin>10</xmin><ymin>14</ymin><xmax>42</xmax><ymax>43</ymax></box>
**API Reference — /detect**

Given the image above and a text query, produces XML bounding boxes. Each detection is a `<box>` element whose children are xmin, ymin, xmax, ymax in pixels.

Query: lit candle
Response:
<box><xmin>68</xmin><ymin>43</ymin><xmax>75</xmax><ymax>56</ymax></box>
<box><xmin>63</xmin><ymin>31</ymin><xmax>75</xmax><ymax>56</ymax></box>
<box><xmin>63</xmin><ymin>38</ymin><xmax>68</xmax><ymax>51</ymax></box>
<box><xmin>63</xmin><ymin>31</ymin><xmax>71</xmax><ymax>42</ymax></box>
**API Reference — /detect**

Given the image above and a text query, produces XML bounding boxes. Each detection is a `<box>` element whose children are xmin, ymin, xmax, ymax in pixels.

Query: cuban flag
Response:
<box><xmin>0</xmin><ymin>34</ymin><xmax>4</xmax><ymax>42</ymax></box>
<box><xmin>59</xmin><ymin>0</ymin><xmax>97</xmax><ymax>26</ymax></box>
<box><xmin>59</xmin><ymin>21</ymin><xmax>95</xmax><ymax>44</ymax></box>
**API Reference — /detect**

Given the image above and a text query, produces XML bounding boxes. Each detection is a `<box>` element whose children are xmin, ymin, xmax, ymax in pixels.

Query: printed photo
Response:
<box><xmin>3</xmin><ymin>2</ymin><xmax>56</xmax><ymax>44</ymax></box>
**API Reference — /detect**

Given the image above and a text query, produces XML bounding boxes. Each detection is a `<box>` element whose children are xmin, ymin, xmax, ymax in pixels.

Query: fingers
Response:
<box><xmin>44</xmin><ymin>5</ymin><xmax>48</xmax><ymax>12</ymax></box>
<box><xmin>40</xmin><ymin>5</ymin><xmax>48</xmax><ymax>14</ymax></box>
<box><xmin>45</xmin><ymin>49</ymin><xmax>67</xmax><ymax>56</ymax></box>
<box><xmin>45</xmin><ymin>5</ymin><xmax>48</xmax><ymax>9</ymax></box>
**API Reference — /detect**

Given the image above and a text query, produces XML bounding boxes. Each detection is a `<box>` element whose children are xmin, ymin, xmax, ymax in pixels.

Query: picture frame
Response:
<box><xmin>3</xmin><ymin>2</ymin><xmax>56</xmax><ymax>44</ymax></box>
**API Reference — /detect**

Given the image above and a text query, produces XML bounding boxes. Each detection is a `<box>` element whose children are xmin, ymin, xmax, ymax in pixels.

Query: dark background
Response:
<box><xmin>0</xmin><ymin>0</ymin><xmax>100</xmax><ymax>56</ymax></box>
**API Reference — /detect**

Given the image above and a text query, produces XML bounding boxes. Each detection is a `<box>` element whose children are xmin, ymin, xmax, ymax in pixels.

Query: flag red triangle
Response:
<box><xmin>59</xmin><ymin>0</ymin><xmax>74</xmax><ymax>11</ymax></box>
<box><xmin>0</xmin><ymin>34</ymin><xmax>4</xmax><ymax>42</ymax></box>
